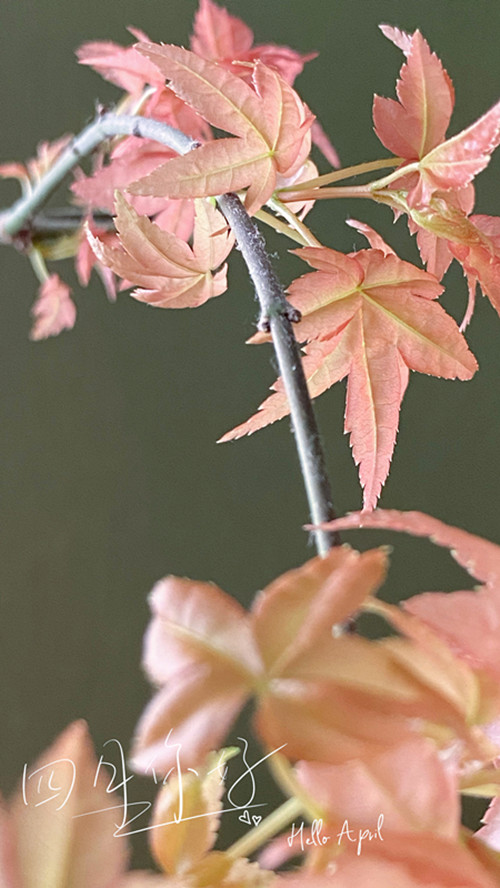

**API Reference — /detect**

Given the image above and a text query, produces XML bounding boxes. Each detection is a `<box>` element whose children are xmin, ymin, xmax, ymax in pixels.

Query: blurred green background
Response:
<box><xmin>1</xmin><ymin>0</ymin><xmax>500</xmax><ymax>867</ymax></box>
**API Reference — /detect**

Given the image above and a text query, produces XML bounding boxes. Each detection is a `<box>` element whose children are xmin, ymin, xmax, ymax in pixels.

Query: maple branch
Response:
<box><xmin>218</xmin><ymin>193</ymin><xmax>340</xmax><ymax>553</ymax></box>
<box><xmin>0</xmin><ymin>113</ymin><xmax>198</xmax><ymax>242</ymax></box>
<box><xmin>0</xmin><ymin>110</ymin><xmax>340</xmax><ymax>553</ymax></box>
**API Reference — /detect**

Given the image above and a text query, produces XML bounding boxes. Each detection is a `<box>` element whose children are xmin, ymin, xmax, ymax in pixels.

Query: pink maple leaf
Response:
<box><xmin>132</xmin><ymin>543</ymin><xmax>494</xmax><ymax>777</ymax></box>
<box><xmin>133</xmin><ymin>546</ymin><xmax>439</xmax><ymax>774</ymax></box>
<box><xmin>30</xmin><ymin>274</ymin><xmax>77</xmax><ymax>341</ymax></box>
<box><xmin>0</xmin><ymin>721</ymin><xmax>167</xmax><ymax>887</ymax></box>
<box><xmin>374</xmin><ymin>26</ymin><xmax>500</xmax><ymax>208</ymax></box>
<box><xmin>221</xmin><ymin>240</ymin><xmax>477</xmax><ymax>510</ymax></box>
<box><xmin>87</xmin><ymin>194</ymin><xmax>234</xmax><ymax>309</ymax></box>
<box><xmin>77</xmin><ymin>27</ymin><xmax>164</xmax><ymax>95</ymax></box>
<box><xmin>405</xmin><ymin>198</ymin><xmax>500</xmax><ymax>326</ymax></box>
<box><xmin>321</xmin><ymin>509</ymin><xmax>500</xmax><ymax>702</ymax></box>
<box><xmin>191</xmin><ymin>0</ymin><xmax>316</xmax><ymax>86</ymax></box>
<box><xmin>129</xmin><ymin>47</ymin><xmax>313</xmax><ymax>214</ymax></box>
<box><xmin>191</xmin><ymin>0</ymin><xmax>338</xmax><ymax>166</ymax></box>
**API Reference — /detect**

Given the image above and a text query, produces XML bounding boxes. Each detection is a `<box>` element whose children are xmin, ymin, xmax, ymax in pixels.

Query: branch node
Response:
<box><xmin>286</xmin><ymin>305</ymin><xmax>302</xmax><ymax>324</ymax></box>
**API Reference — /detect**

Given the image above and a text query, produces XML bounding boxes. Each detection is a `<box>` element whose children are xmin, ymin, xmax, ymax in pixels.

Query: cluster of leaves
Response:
<box><xmin>3</xmin><ymin>3</ymin><xmax>500</xmax><ymax>508</ymax></box>
<box><xmin>4</xmin><ymin>513</ymin><xmax>500</xmax><ymax>886</ymax></box>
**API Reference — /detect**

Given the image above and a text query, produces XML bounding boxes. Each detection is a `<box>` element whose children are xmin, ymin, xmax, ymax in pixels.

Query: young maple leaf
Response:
<box><xmin>132</xmin><ymin>546</ymin><xmax>415</xmax><ymax>774</ymax></box>
<box><xmin>72</xmin><ymin>141</ymin><xmax>179</xmax><ymax>217</ymax></box>
<box><xmin>190</xmin><ymin>0</ymin><xmax>338</xmax><ymax>167</ymax></box>
<box><xmin>29</xmin><ymin>274</ymin><xmax>77</xmax><ymax>340</ymax></box>
<box><xmin>406</xmin><ymin>200</ymin><xmax>500</xmax><ymax>326</ymax></box>
<box><xmin>87</xmin><ymin>193</ymin><xmax>234</xmax><ymax>309</ymax></box>
<box><xmin>374</xmin><ymin>26</ymin><xmax>500</xmax><ymax>208</ymax></box>
<box><xmin>129</xmin><ymin>46</ymin><xmax>314</xmax><ymax>214</ymax></box>
<box><xmin>191</xmin><ymin>0</ymin><xmax>315</xmax><ymax>86</ymax></box>
<box><xmin>148</xmin><ymin>749</ymin><xmax>273</xmax><ymax>887</ymax></box>
<box><xmin>221</xmin><ymin>242</ymin><xmax>477</xmax><ymax>510</ymax></box>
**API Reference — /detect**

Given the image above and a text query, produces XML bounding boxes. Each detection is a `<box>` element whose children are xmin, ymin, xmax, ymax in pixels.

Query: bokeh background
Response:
<box><xmin>1</xmin><ymin>0</ymin><xmax>500</xmax><ymax>867</ymax></box>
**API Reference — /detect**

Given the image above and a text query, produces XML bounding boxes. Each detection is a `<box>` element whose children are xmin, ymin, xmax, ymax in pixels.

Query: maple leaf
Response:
<box><xmin>190</xmin><ymin>0</ymin><xmax>338</xmax><ymax>166</ymax></box>
<box><xmin>374</xmin><ymin>26</ymin><xmax>500</xmax><ymax>208</ymax></box>
<box><xmin>446</xmin><ymin>213</ymin><xmax>500</xmax><ymax>322</ymax></box>
<box><xmin>129</xmin><ymin>46</ymin><xmax>313</xmax><ymax>214</ymax></box>
<box><xmin>148</xmin><ymin>749</ymin><xmax>273</xmax><ymax>887</ymax></box>
<box><xmin>87</xmin><ymin>193</ymin><xmax>234</xmax><ymax>309</ymax></box>
<box><xmin>191</xmin><ymin>0</ymin><xmax>316</xmax><ymax>86</ymax></box>
<box><xmin>322</xmin><ymin>509</ymin><xmax>500</xmax><ymax>697</ymax></box>
<box><xmin>132</xmin><ymin>547</ymin><xmax>404</xmax><ymax>774</ymax></box>
<box><xmin>221</xmin><ymin>242</ymin><xmax>477</xmax><ymax>510</ymax></box>
<box><xmin>72</xmin><ymin>141</ymin><xmax>178</xmax><ymax>217</ymax></box>
<box><xmin>0</xmin><ymin>721</ymin><xmax>168</xmax><ymax>888</ymax></box>
<box><xmin>374</xmin><ymin>26</ymin><xmax>454</xmax><ymax>162</ymax></box>
<box><xmin>388</xmin><ymin>193</ymin><xmax>500</xmax><ymax>327</ymax></box>
<box><xmin>77</xmin><ymin>27</ymin><xmax>164</xmax><ymax>95</ymax></box>
<box><xmin>29</xmin><ymin>274</ymin><xmax>77</xmax><ymax>340</ymax></box>
<box><xmin>132</xmin><ymin>545</ymin><xmax>490</xmax><ymax>777</ymax></box>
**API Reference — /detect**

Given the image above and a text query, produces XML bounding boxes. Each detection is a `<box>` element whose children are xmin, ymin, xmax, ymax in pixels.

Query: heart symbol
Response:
<box><xmin>252</xmin><ymin>815</ymin><xmax>262</xmax><ymax>826</ymax></box>
<box><xmin>238</xmin><ymin>809</ymin><xmax>251</xmax><ymax>825</ymax></box>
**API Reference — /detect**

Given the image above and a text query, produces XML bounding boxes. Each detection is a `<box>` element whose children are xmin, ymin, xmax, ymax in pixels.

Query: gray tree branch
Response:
<box><xmin>0</xmin><ymin>111</ymin><xmax>340</xmax><ymax>553</ymax></box>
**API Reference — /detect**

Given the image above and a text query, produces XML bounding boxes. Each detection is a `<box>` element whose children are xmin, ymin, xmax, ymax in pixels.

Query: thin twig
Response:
<box><xmin>0</xmin><ymin>113</ymin><xmax>198</xmax><ymax>242</ymax></box>
<box><xmin>0</xmin><ymin>111</ymin><xmax>340</xmax><ymax>553</ymax></box>
<box><xmin>218</xmin><ymin>193</ymin><xmax>340</xmax><ymax>553</ymax></box>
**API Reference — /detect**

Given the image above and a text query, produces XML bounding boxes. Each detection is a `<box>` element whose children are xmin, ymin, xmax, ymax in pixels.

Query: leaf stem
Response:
<box><xmin>267</xmin><ymin>197</ymin><xmax>322</xmax><ymax>247</ymax></box>
<box><xmin>226</xmin><ymin>796</ymin><xmax>303</xmax><ymax>860</ymax></box>
<box><xmin>279</xmin><ymin>161</ymin><xmax>420</xmax><ymax>205</ymax></box>
<box><xmin>28</xmin><ymin>247</ymin><xmax>50</xmax><ymax>283</ymax></box>
<box><xmin>254</xmin><ymin>208</ymin><xmax>310</xmax><ymax>246</ymax></box>
<box><xmin>280</xmin><ymin>184</ymin><xmax>374</xmax><ymax>202</ymax></box>
<box><xmin>277</xmin><ymin>156</ymin><xmax>403</xmax><ymax>192</ymax></box>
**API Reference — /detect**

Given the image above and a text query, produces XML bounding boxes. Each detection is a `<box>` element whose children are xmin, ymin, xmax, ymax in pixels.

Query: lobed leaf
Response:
<box><xmin>319</xmin><ymin>510</ymin><xmax>500</xmax><ymax>694</ymax></box>
<box><xmin>222</xmin><ymin>245</ymin><xmax>477</xmax><ymax>509</ymax></box>
<box><xmin>413</xmin><ymin>100</ymin><xmax>500</xmax><ymax>206</ymax></box>
<box><xmin>87</xmin><ymin>193</ymin><xmax>233</xmax><ymax>309</ymax></box>
<box><xmin>191</xmin><ymin>0</ymin><xmax>254</xmax><ymax>62</ymax></box>
<box><xmin>77</xmin><ymin>28</ymin><xmax>163</xmax><ymax>95</ymax></box>
<box><xmin>4</xmin><ymin>722</ymin><xmax>129</xmax><ymax>888</ymax></box>
<box><xmin>130</xmin><ymin>45</ymin><xmax>313</xmax><ymax>212</ymax></box>
<box><xmin>30</xmin><ymin>275</ymin><xmax>77</xmax><ymax>341</ymax></box>
<box><xmin>374</xmin><ymin>28</ymin><xmax>454</xmax><ymax>160</ymax></box>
